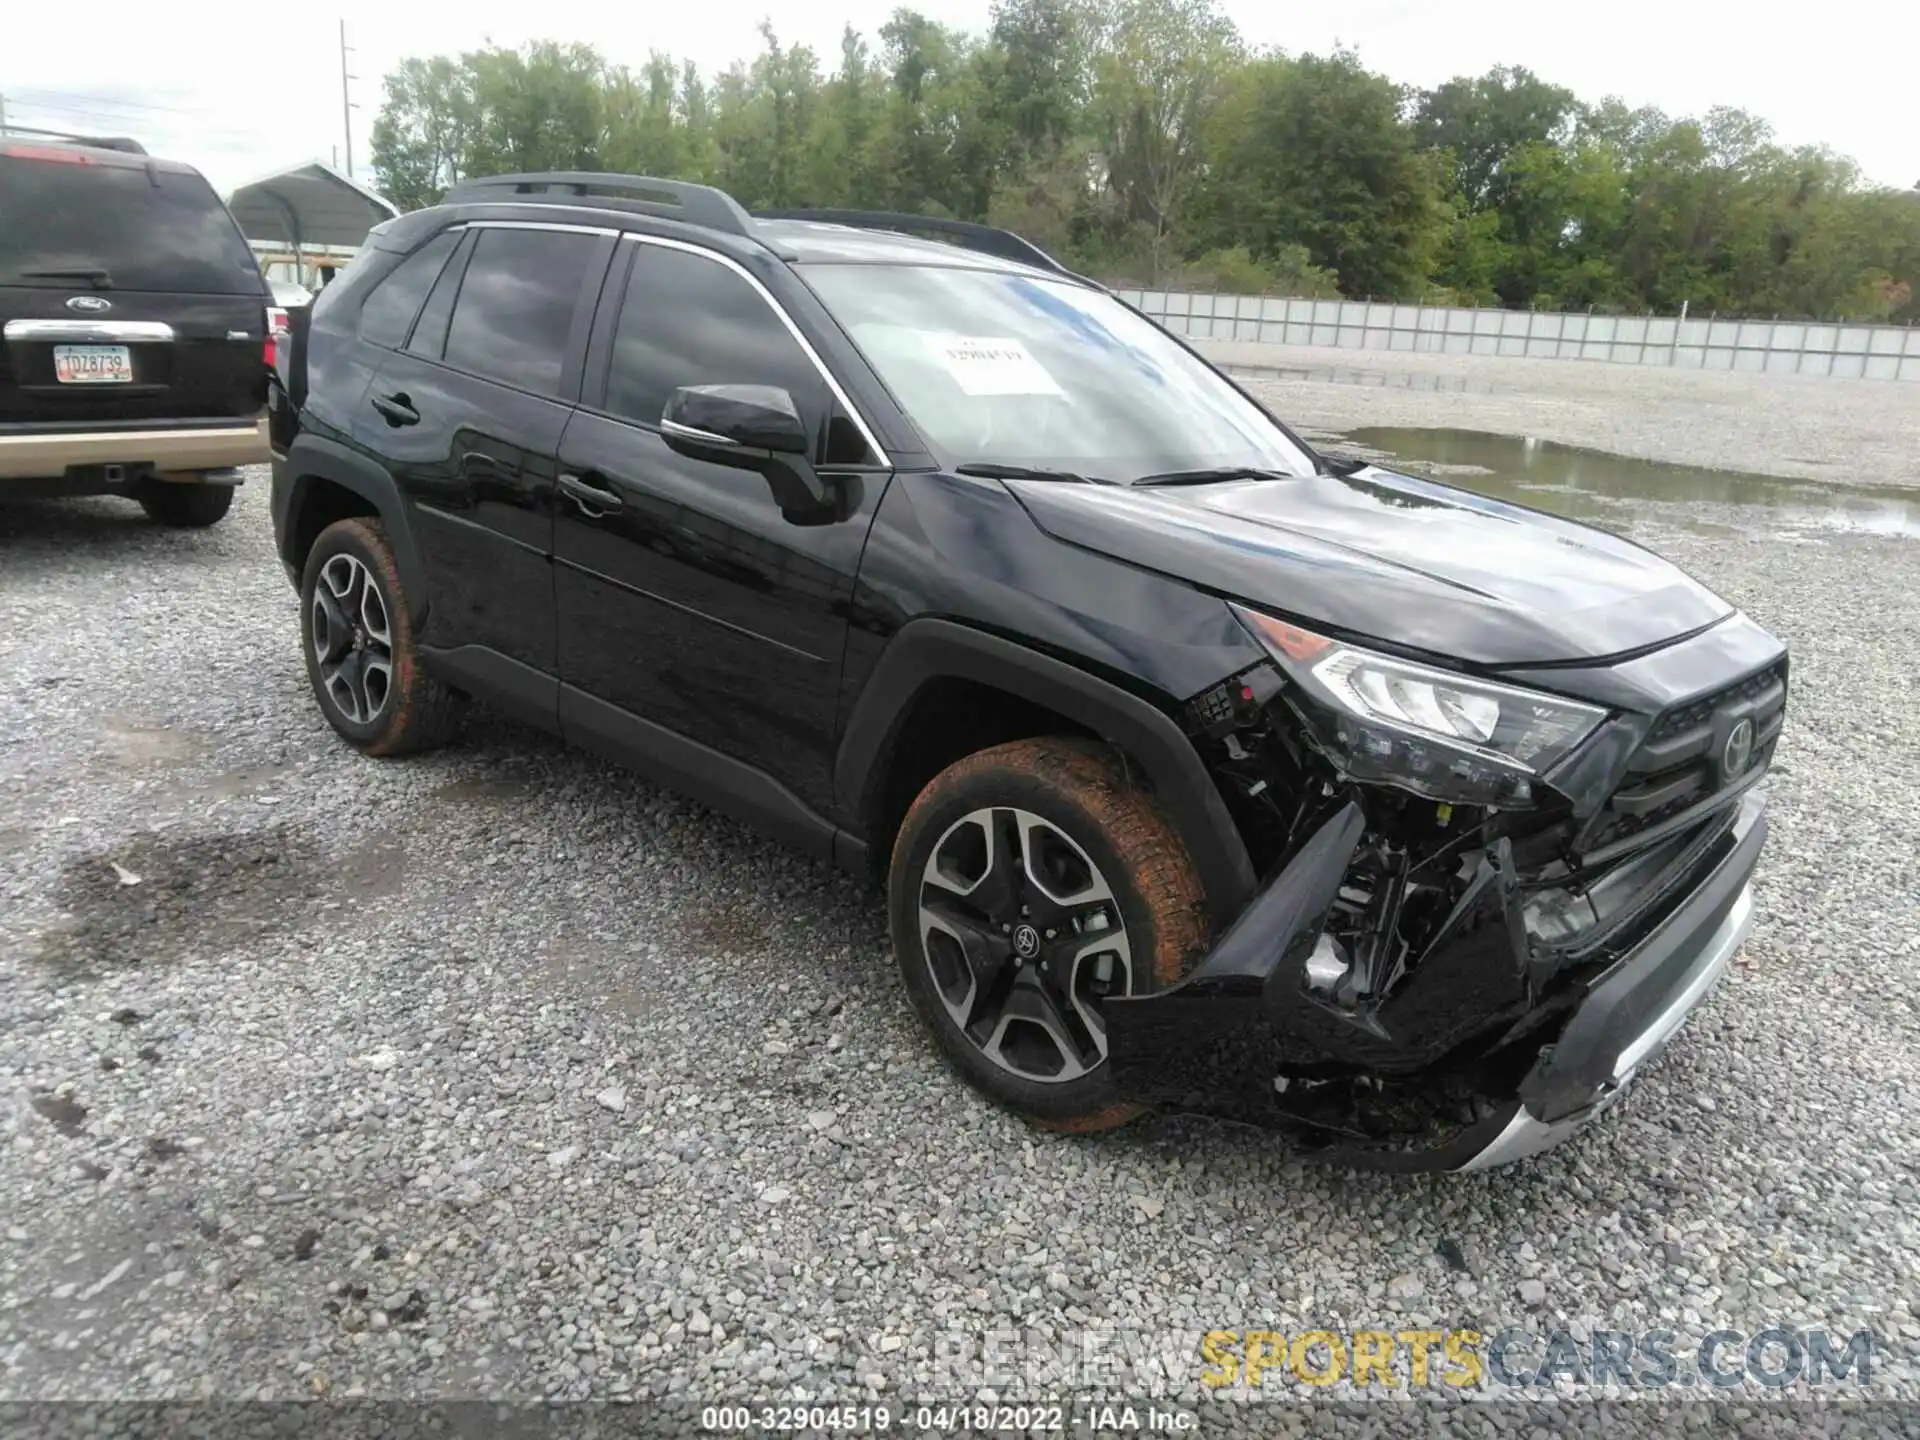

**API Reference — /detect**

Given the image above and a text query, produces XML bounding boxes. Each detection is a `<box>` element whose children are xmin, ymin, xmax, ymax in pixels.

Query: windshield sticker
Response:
<box><xmin>926</xmin><ymin>334</ymin><xmax>1065</xmax><ymax>397</ymax></box>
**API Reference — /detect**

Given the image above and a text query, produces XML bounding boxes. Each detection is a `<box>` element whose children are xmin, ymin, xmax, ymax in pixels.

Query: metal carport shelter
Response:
<box><xmin>226</xmin><ymin>161</ymin><xmax>399</xmax><ymax>281</ymax></box>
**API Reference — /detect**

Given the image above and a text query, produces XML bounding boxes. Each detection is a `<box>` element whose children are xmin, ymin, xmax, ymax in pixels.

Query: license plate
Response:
<box><xmin>54</xmin><ymin>345</ymin><xmax>133</xmax><ymax>384</ymax></box>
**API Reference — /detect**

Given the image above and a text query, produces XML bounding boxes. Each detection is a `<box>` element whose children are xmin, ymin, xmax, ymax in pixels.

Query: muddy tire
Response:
<box><xmin>888</xmin><ymin>736</ymin><xmax>1210</xmax><ymax>1132</ymax></box>
<box><xmin>137</xmin><ymin>480</ymin><xmax>233</xmax><ymax>528</ymax></box>
<box><xmin>299</xmin><ymin>517</ymin><xmax>464</xmax><ymax>756</ymax></box>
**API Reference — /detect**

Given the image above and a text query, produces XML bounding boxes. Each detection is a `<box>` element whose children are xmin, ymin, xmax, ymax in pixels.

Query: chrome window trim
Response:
<box><xmin>619</xmin><ymin>233</ymin><xmax>891</xmax><ymax>467</ymax></box>
<box><xmin>453</xmin><ymin>220</ymin><xmax>621</xmax><ymax>238</ymax></box>
<box><xmin>4</xmin><ymin>319</ymin><xmax>177</xmax><ymax>343</ymax></box>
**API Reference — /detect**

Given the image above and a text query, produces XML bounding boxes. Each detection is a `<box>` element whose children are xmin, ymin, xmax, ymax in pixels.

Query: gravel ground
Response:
<box><xmin>1203</xmin><ymin>340</ymin><xmax>1920</xmax><ymax>489</ymax></box>
<box><xmin>2</xmin><ymin>460</ymin><xmax>1918</xmax><ymax>1431</ymax></box>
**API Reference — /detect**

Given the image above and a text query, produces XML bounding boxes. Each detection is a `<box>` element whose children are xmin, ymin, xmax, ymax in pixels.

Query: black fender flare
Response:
<box><xmin>834</xmin><ymin>618</ymin><xmax>1256</xmax><ymax>929</ymax></box>
<box><xmin>279</xmin><ymin>434</ymin><xmax>429</xmax><ymax>627</ymax></box>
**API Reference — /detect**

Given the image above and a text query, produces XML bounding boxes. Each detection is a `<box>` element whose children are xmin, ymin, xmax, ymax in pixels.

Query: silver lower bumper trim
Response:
<box><xmin>1456</xmin><ymin>885</ymin><xmax>1754</xmax><ymax>1172</ymax></box>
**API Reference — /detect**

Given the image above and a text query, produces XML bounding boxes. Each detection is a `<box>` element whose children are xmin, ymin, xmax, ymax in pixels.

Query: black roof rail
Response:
<box><xmin>0</xmin><ymin>123</ymin><xmax>147</xmax><ymax>155</ymax></box>
<box><xmin>754</xmin><ymin>209</ymin><xmax>1082</xmax><ymax>278</ymax></box>
<box><xmin>441</xmin><ymin>172</ymin><xmax>754</xmax><ymax>237</ymax></box>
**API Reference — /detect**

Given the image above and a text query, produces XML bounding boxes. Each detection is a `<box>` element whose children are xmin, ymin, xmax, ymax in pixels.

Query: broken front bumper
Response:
<box><xmin>1106</xmin><ymin>790</ymin><xmax>1767</xmax><ymax>1172</ymax></box>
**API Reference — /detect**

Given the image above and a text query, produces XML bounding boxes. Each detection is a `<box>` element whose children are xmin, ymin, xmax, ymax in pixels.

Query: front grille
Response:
<box><xmin>1582</xmin><ymin>658</ymin><xmax>1788</xmax><ymax>853</ymax></box>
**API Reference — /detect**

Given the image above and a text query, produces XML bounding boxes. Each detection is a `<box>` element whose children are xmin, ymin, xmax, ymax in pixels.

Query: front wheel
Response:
<box><xmin>887</xmin><ymin>737</ymin><xmax>1209</xmax><ymax>1132</ymax></box>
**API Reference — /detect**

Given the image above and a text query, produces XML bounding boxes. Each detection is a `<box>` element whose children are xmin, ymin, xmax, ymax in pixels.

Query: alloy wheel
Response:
<box><xmin>311</xmin><ymin>553</ymin><xmax>394</xmax><ymax>725</ymax></box>
<box><xmin>918</xmin><ymin>806</ymin><xmax>1134</xmax><ymax>1083</ymax></box>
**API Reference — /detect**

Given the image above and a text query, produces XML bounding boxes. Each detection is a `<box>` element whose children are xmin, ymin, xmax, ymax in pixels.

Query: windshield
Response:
<box><xmin>800</xmin><ymin>263</ymin><xmax>1315</xmax><ymax>483</ymax></box>
<box><xmin>0</xmin><ymin>154</ymin><xmax>264</xmax><ymax>295</ymax></box>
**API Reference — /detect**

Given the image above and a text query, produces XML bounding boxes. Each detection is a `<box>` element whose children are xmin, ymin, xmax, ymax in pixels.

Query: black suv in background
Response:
<box><xmin>271</xmin><ymin>173</ymin><xmax>1786</xmax><ymax>1171</ymax></box>
<box><xmin>0</xmin><ymin>132</ymin><xmax>274</xmax><ymax>526</ymax></box>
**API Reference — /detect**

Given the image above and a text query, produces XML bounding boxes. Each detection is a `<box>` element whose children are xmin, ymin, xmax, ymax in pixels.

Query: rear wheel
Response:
<box><xmin>137</xmin><ymin>480</ymin><xmax>233</xmax><ymax>528</ymax></box>
<box><xmin>299</xmin><ymin>517</ymin><xmax>464</xmax><ymax>756</ymax></box>
<box><xmin>888</xmin><ymin>737</ymin><xmax>1209</xmax><ymax>1131</ymax></box>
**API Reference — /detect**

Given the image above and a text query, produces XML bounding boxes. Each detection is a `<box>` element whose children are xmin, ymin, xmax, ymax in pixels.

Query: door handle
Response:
<box><xmin>462</xmin><ymin>451</ymin><xmax>513</xmax><ymax>478</ymax></box>
<box><xmin>371</xmin><ymin>391</ymin><xmax>419</xmax><ymax>427</ymax></box>
<box><xmin>559</xmin><ymin>471</ymin><xmax>623</xmax><ymax>516</ymax></box>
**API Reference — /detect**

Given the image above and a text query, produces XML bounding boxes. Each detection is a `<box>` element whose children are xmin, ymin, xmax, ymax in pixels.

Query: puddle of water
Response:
<box><xmin>1336</xmin><ymin>428</ymin><xmax>1920</xmax><ymax>539</ymax></box>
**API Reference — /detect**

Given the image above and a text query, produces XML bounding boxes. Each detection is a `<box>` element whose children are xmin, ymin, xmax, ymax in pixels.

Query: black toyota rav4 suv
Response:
<box><xmin>271</xmin><ymin>173</ymin><xmax>1785</xmax><ymax>1171</ymax></box>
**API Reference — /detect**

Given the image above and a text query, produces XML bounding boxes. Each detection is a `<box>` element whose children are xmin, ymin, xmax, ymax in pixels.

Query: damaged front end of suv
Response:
<box><xmin>1107</xmin><ymin>601</ymin><xmax>1785</xmax><ymax>1171</ymax></box>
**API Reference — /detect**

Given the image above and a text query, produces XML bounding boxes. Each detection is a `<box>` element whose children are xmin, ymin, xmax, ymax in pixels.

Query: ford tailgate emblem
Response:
<box><xmin>66</xmin><ymin>295</ymin><xmax>112</xmax><ymax>313</ymax></box>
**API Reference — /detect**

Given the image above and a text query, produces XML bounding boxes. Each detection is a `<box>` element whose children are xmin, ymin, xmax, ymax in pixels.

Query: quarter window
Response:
<box><xmin>357</xmin><ymin>230</ymin><xmax>459</xmax><ymax>349</ymax></box>
<box><xmin>442</xmin><ymin>228</ymin><xmax>599</xmax><ymax>397</ymax></box>
<box><xmin>405</xmin><ymin>232</ymin><xmax>472</xmax><ymax>361</ymax></box>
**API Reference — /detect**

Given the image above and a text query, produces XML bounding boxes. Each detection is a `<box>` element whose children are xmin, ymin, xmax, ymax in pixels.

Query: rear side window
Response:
<box><xmin>442</xmin><ymin>228</ymin><xmax>599</xmax><ymax>397</ymax></box>
<box><xmin>357</xmin><ymin>230</ymin><xmax>460</xmax><ymax>349</ymax></box>
<box><xmin>604</xmin><ymin>244</ymin><xmax>826</xmax><ymax>431</ymax></box>
<box><xmin>0</xmin><ymin>152</ymin><xmax>263</xmax><ymax>295</ymax></box>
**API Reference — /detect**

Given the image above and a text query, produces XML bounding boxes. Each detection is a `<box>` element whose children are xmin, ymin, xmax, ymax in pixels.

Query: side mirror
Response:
<box><xmin>660</xmin><ymin>383</ymin><xmax>838</xmax><ymax>522</ymax></box>
<box><xmin>661</xmin><ymin>384</ymin><xmax>811</xmax><ymax>457</ymax></box>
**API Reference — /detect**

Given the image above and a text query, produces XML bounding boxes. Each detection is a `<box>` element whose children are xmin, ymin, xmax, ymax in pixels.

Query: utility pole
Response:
<box><xmin>0</xmin><ymin>94</ymin><xmax>9</xmax><ymax>134</ymax></box>
<box><xmin>339</xmin><ymin>19</ymin><xmax>358</xmax><ymax>177</ymax></box>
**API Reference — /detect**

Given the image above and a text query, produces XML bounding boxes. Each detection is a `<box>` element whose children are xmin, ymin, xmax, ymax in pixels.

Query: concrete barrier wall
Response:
<box><xmin>1113</xmin><ymin>290</ymin><xmax>1920</xmax><ymax>381</ymax></box>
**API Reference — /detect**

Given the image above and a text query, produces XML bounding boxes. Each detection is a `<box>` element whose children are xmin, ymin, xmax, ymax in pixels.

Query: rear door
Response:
<box><xmin>365</xmin><ymin>222</ymin><xmax>612</xmax><ymax>679</ymax></box>
<box><xmin>0</xmin><ymin>144</ymin><xmax>268</xmax><ymax>430</ymax></box>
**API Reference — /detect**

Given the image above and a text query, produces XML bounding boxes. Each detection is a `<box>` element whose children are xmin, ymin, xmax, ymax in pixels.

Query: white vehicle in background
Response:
<box><xmin>266</xmin><ymin>278</ymin><xmax>311</xmax><ymax>359</ymax></box>
<box><xmin>269</xmin><ymin>277</ymin><xmax>313</xmax><ymax>310</ymax></box>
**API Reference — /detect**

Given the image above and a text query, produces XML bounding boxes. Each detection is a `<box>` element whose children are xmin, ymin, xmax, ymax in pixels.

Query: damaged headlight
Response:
<box><xmin>1231</xmin><ymin>604</ymin><xmax>1607</xmax><ymax>807</ymax></box>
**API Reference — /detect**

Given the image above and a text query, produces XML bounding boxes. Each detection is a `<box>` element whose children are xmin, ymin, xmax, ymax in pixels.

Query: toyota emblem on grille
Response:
<box><xmin>1722</xmin><ymin>716</ymin><xmax>1756</xmax><ymax>780</ymax></box>
<box><xmin>65</xmin><ymin>295</ymin><xmax>112</xmax><ymax>313</ymax></box>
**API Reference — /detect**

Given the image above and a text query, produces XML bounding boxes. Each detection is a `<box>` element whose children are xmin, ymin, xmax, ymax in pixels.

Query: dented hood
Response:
<box><xmin>1004</xmin><ymin>466</ymin><xmax>1733</xmax><ymax>667</ymax></box>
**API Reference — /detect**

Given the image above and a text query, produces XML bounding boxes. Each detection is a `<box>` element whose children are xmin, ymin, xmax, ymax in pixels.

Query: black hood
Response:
<box><xmin>1003</xmin><ymin>466</ymin><xmax>1733</xmax><ymax>667</ymax></box>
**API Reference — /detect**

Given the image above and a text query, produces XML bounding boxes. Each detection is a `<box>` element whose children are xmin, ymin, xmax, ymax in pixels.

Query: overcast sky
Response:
<box><xmin>2</xmin><ymin>0</ymin><xmax>1913</xmax><ymax>196</ymax></box>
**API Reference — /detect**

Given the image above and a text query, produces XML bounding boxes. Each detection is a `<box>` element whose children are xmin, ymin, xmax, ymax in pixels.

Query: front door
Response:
<box><xmin>553</xmin><ymin>238</ymin><xmax>891</xmax><ymax>818</ymax></box>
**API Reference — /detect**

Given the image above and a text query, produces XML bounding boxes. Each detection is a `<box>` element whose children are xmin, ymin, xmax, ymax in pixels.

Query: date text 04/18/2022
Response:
<box><xmin>699</xmin><ymin>1403</ymin><xmax>1198</xmax><ymax>1432</ymax></box>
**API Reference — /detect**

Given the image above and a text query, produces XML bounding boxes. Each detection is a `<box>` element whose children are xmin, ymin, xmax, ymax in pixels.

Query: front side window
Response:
<box><xmin>442</xmin><ymin>228</ymin><xmax>598</xmax><ymax>397</ymax></box>
<box><xmin>604</xmin><ymin>244</ymin><xmax>828</xmax><ymax>435</ymax></box>
<box><xmin>800</xmin><ymin>263</ymin><xmax>1315</xmax><ymax>484</ymax></box>
<box><xmin>358</xmin><ymin>230</ymin><xmax>459</xmax><ymax>349</ymax></box>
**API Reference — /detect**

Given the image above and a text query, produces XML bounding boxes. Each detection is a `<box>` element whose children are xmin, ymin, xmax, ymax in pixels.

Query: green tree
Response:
<box><xmin>990</xmin><ymin>0</ymin><xmax>1099</xmax><ymax>156</ymax></box>
<box><xmin>369</xmin><ymin>56</ymin><xmax>476</xmax><ymax>210</ymax></box>
<box><xmin>1493</xmin><ymin>138</ymin><xmax>1633</xmax><ymax>308</ymax></box>
<box><xmin>803</xmin><ymin>28</ymin><xmax>886</xmax><ymax>206</ymax></box>
<box><xmin>601</xmin><ymin>54</ymin><xmax>693</xmax><ymax>181</ymax></box>
<box><xmin>876</xmin><ymin>10</ymin><xmax>1008</xmax><ymax>216</ymax></box>
<box><xmin>1415</xmin><ymin>65</ymin><xmax>1580</xmax><ymax>209</ymax></box>
<box><xmin>367</xmin><ymin>22</ymin><xmax>1919</xmax><ymax>320</ymax></box>
<box><xmin>1203</xmin><ymin>51</ymin><xmax>1444</xmax><ymax>299</ymax></box>
<box><xmin>1088</xmin><ymin>0</ymin><xmax>1241</xmax><ymax>280</ymax></box>
<box><xmin>462</xmin><ymin>42</ymin><xmax>605</xmax><ymax>176</ymax></box>
<box><xmin>708</xmin><ymin>25</ymin><xmax>826</xmax><ymax>208</ymax></box>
